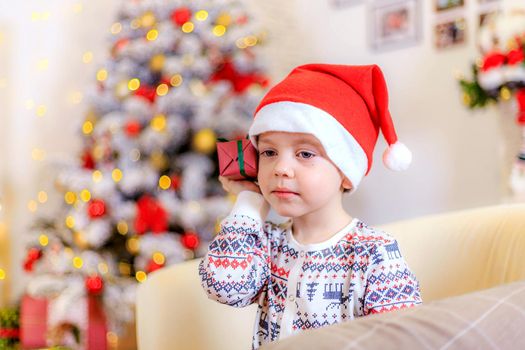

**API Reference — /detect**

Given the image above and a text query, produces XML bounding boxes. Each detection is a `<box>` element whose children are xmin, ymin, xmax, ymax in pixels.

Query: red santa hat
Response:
<box><xmin>248</xmin><ymin>63</ymin><xmax>412</xmax><ymax>191</ymax></box>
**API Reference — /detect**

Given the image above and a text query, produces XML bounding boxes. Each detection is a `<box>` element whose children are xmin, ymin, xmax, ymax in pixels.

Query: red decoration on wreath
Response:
<box><xmin>23</xmin><ymin>248</ymin><xmax>43</xmax><ymax>272</ymax></box>
<box><xmin>181</xmin><ymin>231</ymin><xmax>200</xmax><ymax>249</ymax></box>
<box><xmin>125</xmin><ymin>120</ymin><xmax>142</xmax><ymax>137</ymax></box>
<box><xmin>85</xmin><ymin>275</ymin><xmax>104</xmax><ymax>295</ymax></box>
<box><xmin>88</xmin><ymin>199</ymin><xmax>106</xmax><ymax>219</ymax></box>
<box><xmin>134</xmin><ymin>195</ymin><xmax>168</xmax><ymax>234</ymax></box>
<box><xmin>134</xmin><ymin>84</ymin><xmax>157</xmax><ymax>103</ymax></box>
<box><xmin>481</xmin><ymin>52</ymin><xmax>506</xmax><ymax>72</ymax></box>
<box><xmin>146</xmin><ymin>259</ymin><xmax>165</xmax><ymax>273</ymax></box>
<box><xmin>171</xmin><ymin>7</ymin><xmax>192</xmax><ymax>27</ymax></box>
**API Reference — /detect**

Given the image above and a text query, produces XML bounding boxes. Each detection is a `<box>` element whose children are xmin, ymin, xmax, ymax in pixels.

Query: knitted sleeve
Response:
<box><xmin>363</xmin><ymin>237</ymin><xmax>422</xmax><ymax>315</ymax></box>
<box><xmin>199</xmin><ymin>191</ymin><xmax>271</xmax><ymax>308</ymax></box>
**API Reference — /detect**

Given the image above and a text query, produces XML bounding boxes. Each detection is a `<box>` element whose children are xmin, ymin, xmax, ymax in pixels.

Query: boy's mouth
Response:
<box><xmin>272</xmin><ymin>188</ymin><xmax>299</xmax><ymax>198</ymax></box>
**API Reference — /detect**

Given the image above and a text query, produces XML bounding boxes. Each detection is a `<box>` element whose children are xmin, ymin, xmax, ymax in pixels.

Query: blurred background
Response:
<box><xmin>1</xmin><ymin>0</ymin><xmax>524</xmax><ymax>348</ymax></box>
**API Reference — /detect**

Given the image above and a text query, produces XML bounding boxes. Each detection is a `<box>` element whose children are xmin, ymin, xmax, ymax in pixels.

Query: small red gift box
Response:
<box><xmin>20</xmin><ymin>294</ymin><xmax>107</xmax><ymax>350</ymax></box>
<box><xmin>217</xmin><ymin>138</ymin><xmax>258</xmax><ymax>180</ymax></box>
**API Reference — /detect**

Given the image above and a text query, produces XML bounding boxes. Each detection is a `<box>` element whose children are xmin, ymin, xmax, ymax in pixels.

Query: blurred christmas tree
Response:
<box><xmin>22</xmin><ymin>0</ymin><xmax>268</xmax><ymax>346</ymax></box>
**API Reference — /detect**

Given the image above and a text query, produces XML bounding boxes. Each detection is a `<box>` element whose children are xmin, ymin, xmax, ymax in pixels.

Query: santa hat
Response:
<box><xmin>248</xmin><ymin>63</ymin><xmax>411</xmax><ymax>191</ymax></box>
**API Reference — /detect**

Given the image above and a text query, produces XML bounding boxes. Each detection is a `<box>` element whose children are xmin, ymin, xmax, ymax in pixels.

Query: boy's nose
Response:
<box><xmin>273</xmin><ymin>157</ymin><xmax>293</xmax><ymax>178</ymax></box>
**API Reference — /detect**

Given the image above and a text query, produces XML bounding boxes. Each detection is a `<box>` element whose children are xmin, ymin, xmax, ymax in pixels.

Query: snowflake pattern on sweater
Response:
<box><xmin>199</xmin><ymin>214</ymin><xmax>422</xmax><ymax>349</ymax></box>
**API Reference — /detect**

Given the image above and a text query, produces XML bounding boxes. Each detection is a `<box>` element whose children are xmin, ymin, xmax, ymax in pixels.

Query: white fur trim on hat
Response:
<box><xmin>383</xmin><ymin>141</ymin><xmax>412</xmax><ymax>171</ymax></box>
<box><xmin>248</xmin><ymin>101</ymin><xmax>368</xmax><ymax>190</ymax></box>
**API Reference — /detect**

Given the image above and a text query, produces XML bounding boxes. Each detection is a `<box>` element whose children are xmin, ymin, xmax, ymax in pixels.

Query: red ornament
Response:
<box><xmin>85</xmin><ymin>275</ymin><xmax>104</xmax><ymax>295</ymax></box>
<box><xmin>146</xmin><ymin>259</ymin><xmax>165</xmax><ymax>273</ymax></box>
<box><xmin>208</xmin><ymin>59</ymin><xmax>269</xmax><ymax>94</ymax></box>
<box><xmin>134</xmin><ymin>84</ymin><xmax>157</xmax><ymax>103</ymax></box>
<box><xmin>125</xmin><ymin>120</ymin><xmax>142</xmax><ymax>137</ymax></box>
<box><xmin>111</xmin><ymin>38</ymin><xmax>130</xmax><ymax>57</ymax></box>
<box><xmin>171</xmin><ymin>174</ymin><xmax>181</xmax><ymax>190</ymax></box>
<box><xmin>23</xmin><ymin>248</ymin><xmax>43</xmax><ymax>272</ymax></box>
<box><xmin>81</xmin><ymin>150</ymin><xmax>95</xmax><ymax>169</ymax></box>
<box><xmin>181</xmin><ymin>231</ymin><xmax>200</xmax><ymax>249</ymax></box>
<box><xmin>134</xmin><ymin>195</ymin><xmax>168</xmax><ymax>234</ymax></box>
<box><xmin>236</xmin><ymin>15</ymin><xmax>248</xmax><ymax>25</ymax></box>
<box><xmin>171</xmin><ymin>7</ymin><xmax>192</xmax><ymax>26</ymax></box>
<box><xmin>88</xmin><ymin>199</ymin><xmax>106</xmax><ymax>219</ymax></box>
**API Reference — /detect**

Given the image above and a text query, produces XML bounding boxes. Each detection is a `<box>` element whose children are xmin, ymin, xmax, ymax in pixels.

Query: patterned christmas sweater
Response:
<box><xmin>199</xmin><ymin>191</ymin><xmax>422</xmax><ymax>348</ymax></box>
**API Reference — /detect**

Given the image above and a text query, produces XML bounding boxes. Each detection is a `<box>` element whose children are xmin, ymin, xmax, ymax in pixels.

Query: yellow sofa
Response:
<box><xmin>136</xmin><ymin>203</ymin><xmax>525</xmax><ymax>349</ymax></box>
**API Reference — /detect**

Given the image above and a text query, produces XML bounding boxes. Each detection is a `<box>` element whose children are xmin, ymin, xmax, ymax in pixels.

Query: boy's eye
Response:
<box><xmin>298</xmin><ymin>151</ymin><xmax>315</xmax><ymax>159</ymax></box>
<box><xmin>260</xmin><ymin>150</ymin><xmax>276</xmax><ymax>157</ymax></box>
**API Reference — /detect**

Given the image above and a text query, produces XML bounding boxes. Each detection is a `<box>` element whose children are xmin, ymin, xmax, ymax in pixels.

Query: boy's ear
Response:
<box><xmin>341</xmin><ymin>177</ymin><xmax>353</xmax><ymax>191</ymax></box>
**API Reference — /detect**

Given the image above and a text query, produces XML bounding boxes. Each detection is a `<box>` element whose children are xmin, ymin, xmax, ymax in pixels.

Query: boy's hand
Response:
<box><xmin>219</xmin><ymin>176</ymin><xmax>261</xmax><ymax>195</ymax></box>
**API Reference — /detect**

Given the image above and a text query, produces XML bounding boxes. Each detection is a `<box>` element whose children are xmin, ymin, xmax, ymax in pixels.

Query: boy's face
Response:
<box><xmin>257</xmin><ymin>131</ymin><xmax>350</xmax><ymax>218</ymax></box>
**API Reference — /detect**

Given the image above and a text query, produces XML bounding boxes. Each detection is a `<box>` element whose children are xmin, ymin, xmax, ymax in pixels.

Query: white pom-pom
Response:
<box><xmin>383</xmin><ymin>141</ymin><xmax>412</xmax><ymax>171</ymax></box>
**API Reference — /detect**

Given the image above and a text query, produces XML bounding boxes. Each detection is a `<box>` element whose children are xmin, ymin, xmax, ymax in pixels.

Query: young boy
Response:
<box><xmin>199</xmin><ymin>64</ymin><xmax>422</xmax><ymax>348</ymax></box>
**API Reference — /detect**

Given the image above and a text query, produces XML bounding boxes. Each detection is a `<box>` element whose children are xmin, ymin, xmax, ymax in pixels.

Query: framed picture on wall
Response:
<box><xmin>435</xmin><ymin>0</ymin><xmax>464</xmax><ymax>12</ymax></box>
<box><xmin>370</xmin><ymin>0</ymin><xmax>421</xmax><ymax>51</ymax></box>
<box><xmin>435</xmin><ymin>18</ymin><xmax>466</xmax><ymax>49</ymax></box>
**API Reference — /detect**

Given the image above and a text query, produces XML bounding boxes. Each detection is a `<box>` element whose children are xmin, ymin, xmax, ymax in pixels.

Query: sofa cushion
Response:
<box><xmin>262</xmin><ymin>280</ymin><xmax>525</xmax><ymax>350</ymax></box>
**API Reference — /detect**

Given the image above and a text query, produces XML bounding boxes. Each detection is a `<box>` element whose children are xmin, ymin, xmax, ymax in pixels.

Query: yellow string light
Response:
<box><xmin>244</xmin><ymin>36</ymin><xmax>258</xmax><ymax>47</ymax></box>
<box><xmin>65</xmin><ymin>191</ymin><xmax>77</xmax><ymax>204</ymax></box>
<box><xmin>97</xmin><ymin>69</ymin><xmax>108</xmax><ymax>81</ymax></box>
<box><xmin>213</xmin><ymin>25</ymin><xmax>226</xmax><ymax>37</ymax></box>
<box><xmin>31</xmin><ymin>11</ymin><xmax>51</xmax><ymax>21</ymax></box>
<box><xmin>236</xmin><ymin>38</ymin><xmax>247</xmax><ymax>49</ymax></box>
<box><xmin>0</xmin><ymin>269</ymin><xmax>5</xmax><ymax>280</ymax></box>
<box><xmin>80</xmin><ymin>189</ymin><xmax>91</xmax><ymax>202</ymax></box>
<box><xmin>141</xmin><ymin>11</ymin><xmax>156</xmax><ymax>27</ymax></box>
<box><xmin>152</xmin><ymin>252</ymin><xmax>165</xmax><ymax>265</ymax></box>
<box><xmin>170</xmin><ymin>74</ymin><xmax>183</xmax><ymax>87</ymax></box>
<box><xmin>195</xmin><ymin>10</ymin><xmax>208</xmax><ymax>21</ymax></box>
<box><xmin>117</xmin><ymin>221</ymin><xmax>128</xmax><ymax>235</ymax></box>
<box><xmin>65</xmin><ymin>215</ymin><xmax>75</xmax><ymax>228</ymax></box>
<box><xmin>37</xmin><ymin>191</ymin><xmax>48</xmax><ymax>203</ymax></box>
<box><xmin>73</xmin><ymin>256</ymin><xmax>83</xmax><ymax>269</ymax></box>
<box><xmin>119</xmin><ymin>262</ymin><xmax>131</xmax><ymax>276</ymax></box>
<box><xmin>182</xmin><ymin>22</ymin><xmax>194</xmax><ymax>33</ymax></box>
<box><xmin>110</xmin><ymin>22</ymin><xmax>122</xmax><ymax>34</ymax></box>
<box><xmin>126</xmin><ymin>237</ymin><xmax>140</xmax><ymax>254</ymax></box>
<box><xmin>27</xmin><ymin>200</ymin><xmax>38</xmax><ymax>212</ymax></box>
<box><xmin>151</xmin><ymin>114</ymin><xmax>166</xmax><ymax>131</ymax></box>
<box><xmin>39</xmin><ymin>234</ymin><xmax>49</xmax><ymax>247</ymax></box>
<box><xmin>36</xmin><ymin>105</ymin><xmax>47</xmax><ymax>117</ymax></box>
<box><xmin>128</xmin><ymin>78</ymin><xmax>140</xmax><ymax>91</ymax></box>
<box><xmin>98</xmin><ymin>262</ymin><xmax>109</xmax><ymax>274</ymax></box>
<box><xmin>131</xmin><ymin>19</ymin><xmax>141</xmax><ymax>29</ymax></box>
<box><xmin>159</xmin><ymin>175</ymin><xmax>171</xmax><ymax>190</ymax></box>
<box><xmin>92</xmin><ymin>170</ymin><xmax>103</xmax><ymax>183</ymax></box>
<box><xmin>82</xmin><ymin>120</ymin><xmax>93</xmax><ymax>135</ymax></box>
<box><xmin>112</xmin><ymin>168</ymin><xmax>123</xmax><ymax>182</ymax></box>
<box><xmin>156</xmin><ymin>83</ymin><xmax>169</xmax><ymax>96</ymax></box>
<box><xmin>216</xmin><ymin>13</ymin><xmax>231</xmax><ymax>26</ymax></box>
<box><xmin>136</xmin><ymin>271</ymin><xmax>147</xmax><ymax>283</ymax></box>
<box><xmin>82</xmin><ymin>51</ymin><xmax>93</xmax><ymax>64</ymax></box>
<box><xmin>146</xmin><ymin>29</ymin><xmax>159</xmax><ymax>41</ymax></box>
<box><xmin>31</xmin><ymin>148</ymin><xmax>46</xmax><ymax>161</ymax></box>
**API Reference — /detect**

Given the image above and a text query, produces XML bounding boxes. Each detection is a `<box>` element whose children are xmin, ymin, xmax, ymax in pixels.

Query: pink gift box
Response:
<box><xmin>20</xmin><ymin>294</ymin><xmax>107</xmax><ymax>350</ymax></box>
<box><xmin>217</xmin><ymin>138</ymin><xmax>258</xmax><ymax>180</ymax></box>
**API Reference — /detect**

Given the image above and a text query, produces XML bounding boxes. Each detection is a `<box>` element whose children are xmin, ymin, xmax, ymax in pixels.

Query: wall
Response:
<box><xmin>0</xmin><ymin>0</ymin><xmax>517</xmax><ymax>303</ymax></box>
